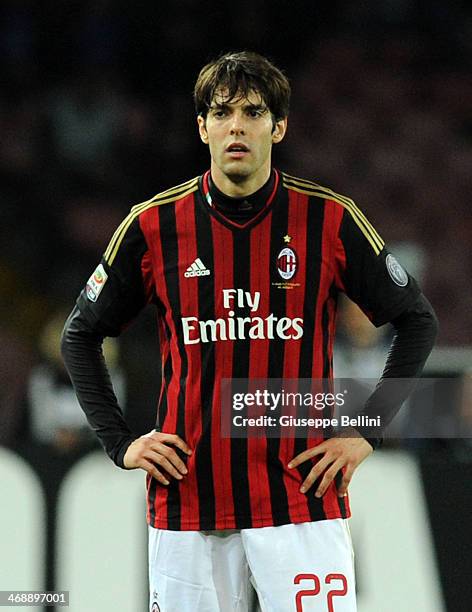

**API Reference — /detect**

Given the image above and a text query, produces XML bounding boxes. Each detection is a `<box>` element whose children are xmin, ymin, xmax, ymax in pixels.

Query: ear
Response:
<box><xmin>197</xmin><ymin>115</ymin><xmax>209</xmax><ymax>144</ymax></box>
<box><xmin>272</xmin><ymin>117</ymin><xmax>288</xmax><ymax>144</ymax></box>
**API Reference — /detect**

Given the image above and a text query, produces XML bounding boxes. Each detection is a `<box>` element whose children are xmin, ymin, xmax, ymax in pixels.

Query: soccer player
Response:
<box><xmin>62</xmin><ymin>52</ymin><xmax>438</xmax><ymax>611</ymax></box>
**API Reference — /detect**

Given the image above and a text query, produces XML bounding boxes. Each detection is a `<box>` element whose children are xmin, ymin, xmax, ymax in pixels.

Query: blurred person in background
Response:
<box><xmin>28</xmin><ymin>311</ymin><xmax>125</xmax><ymax>455</ymax></box>
<box><xmin>0</xmin><ymin>325</ymin><xmax>32</xmax><ymax>448</ymax></box>
<box><xmin>45</xmin><ymin>69</ymin><xmax>126</xmax><ymax>192</ymax></box>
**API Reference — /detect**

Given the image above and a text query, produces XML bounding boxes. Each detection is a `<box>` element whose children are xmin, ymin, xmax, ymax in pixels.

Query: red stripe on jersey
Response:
<box><xmin>280</xmin><ymin>190</ymin><xmax>313</xmax><ymax>524</ymax></box>
<box><xmin>247</xmin><ymin>214</ymin><xmax>273</xmax><ymax>524</ymax></box>
<box><xmin>210</xmin><ymin>216</ymin><xmax>235</xmax><ymax>528</ymax></box>
<box><xmin>140</xmin><ymin>249</ymin><xmax>155</xmax><ymax>303</ymax></box>
<box><xmin>156</xmin><ymin>314</ymin><xmax>169</xmax><ymax>421</ymax></box>
<box><xmin>140</xmin><ymin>207</ymin><xmax>173</xmax><ymax>527</ymax></box>
<box><xmin>174</xmin><ymin>196</ymin><xmax>201</xmax><ymax>528</ymax></box>
<box><xmin>146</xmin><ymin>314</ymin><xmax>168</xmax><ymax>527</ymax></box>
<box><xmin>144</xmin><ymin>248</ymin><xmax>168</xmax><ymax>454</ymax></box>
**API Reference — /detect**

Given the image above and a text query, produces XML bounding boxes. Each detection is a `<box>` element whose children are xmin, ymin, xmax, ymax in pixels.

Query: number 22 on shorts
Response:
<box><xmin>294</xmin><ymin>573</ymin><xmax>348</xmax><ymax>611</ymax></box>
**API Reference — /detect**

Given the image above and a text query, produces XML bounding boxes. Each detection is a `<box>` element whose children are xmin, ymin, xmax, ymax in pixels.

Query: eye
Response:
<box><xmin>212</xmin><ymin>109</ymin><xmax>226</xmax><ymax>118</ymax></box>
<box><xmin>248</xmin><ymin>109</ymin><xmax>262</xmax><ymax>118</ymax></box>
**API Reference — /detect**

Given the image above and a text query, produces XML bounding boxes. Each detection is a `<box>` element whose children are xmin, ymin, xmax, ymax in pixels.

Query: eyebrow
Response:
<box><xmin>209</xmin><ymin>102</ymin><xmax>268</xmax><ymax>112</ymax></box>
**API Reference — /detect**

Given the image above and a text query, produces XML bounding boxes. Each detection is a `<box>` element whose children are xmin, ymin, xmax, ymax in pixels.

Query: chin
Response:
<box><xmin>222</xmin><ymin>163</ymin><xmax>252</xmax><ymax>181</ymax></box>
<box><xmin>225</xmin><ymin>170</ymin><xmax>251</xmax><ymax>184</ymax></box>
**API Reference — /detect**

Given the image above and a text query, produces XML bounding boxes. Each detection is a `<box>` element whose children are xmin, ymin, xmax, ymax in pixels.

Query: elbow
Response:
<box><xmin>60</xmin><ymin>310</ymin><xmax>74</xmax><ymax>364</ymax></box>
<box><xmin>60</xmin><ymin>305</ymin><xmax>89</xmax><ymax>362</ymax></box>
<box><xmin>420</xmin><ymin>294</ymin><xmax>439</xmax><ymax>344</ymax></box>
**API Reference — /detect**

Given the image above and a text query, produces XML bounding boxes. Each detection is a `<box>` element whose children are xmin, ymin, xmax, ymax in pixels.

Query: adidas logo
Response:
<box><xmin>184</xmin><ymin>258</ymin><xmax>211</xmax><ymax>278</ymax></box>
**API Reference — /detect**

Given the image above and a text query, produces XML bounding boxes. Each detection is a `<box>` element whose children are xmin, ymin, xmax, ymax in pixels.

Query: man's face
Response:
<box><xmin>197</xmin><ymin>89</ymin><xmax>287</xmax><ymax>186</ymax></box>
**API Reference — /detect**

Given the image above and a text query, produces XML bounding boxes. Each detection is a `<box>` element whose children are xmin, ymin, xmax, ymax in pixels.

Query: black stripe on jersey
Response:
<box><xmin>267</xmin><ymin>189</ymin><xmax>291</xmax><ymax>526</ymax></box>
<box><xmin>334</xmin><ymin>470</ymin><xmax>348</xmax><ymax>517</ymax></box>
<box><xmin>230</xmin><ymin>230</ymin><xmax>252</xmax><ymax>527</ymax></box>
<box><xmin>194</xmin><ymin>201</ymin><xmax>217</xmax><ymax>529</ymax></box>
<box><xmin>328</xmin><ymin>286</ymin><xmax>347</xmax><ymax>517</ymax></box>
<box><xmin>298</xmin><ymin>197</ymin><xmax>324</xmax><ymax>378</ymax></box>
<box><xmin>322</xmin><ymin>295</ymin><xmax>335</xmax><ymax>443</ymax></box>
<box><xmin>157</xmin><ymin>204</ymin><xmax>186</xmax><ymax>530</ymax></box>
<box><xmin>322</xmin><ymin>297</ymin><xmax>331</xmax><ymax>379</ymax></box>
<box><xmin>295</xmin><ymin>195</ymin><xmax>327</xmax><ymax>521</ymax></box>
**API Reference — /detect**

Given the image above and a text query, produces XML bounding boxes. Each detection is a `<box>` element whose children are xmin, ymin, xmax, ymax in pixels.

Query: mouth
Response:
<box><xmin>225</xmin><ymin>142</ymin><xmax>250</xmax><ymax>158</ymax></box>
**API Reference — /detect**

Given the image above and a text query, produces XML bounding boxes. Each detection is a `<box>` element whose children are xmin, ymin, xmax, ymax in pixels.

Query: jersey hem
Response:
<box><xmin>147</xmin><ymin>508</ymin><xmax>351</xmax><ymax>531</ymax></box>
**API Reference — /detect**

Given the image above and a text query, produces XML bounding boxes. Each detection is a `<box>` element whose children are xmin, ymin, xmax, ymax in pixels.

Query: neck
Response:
<box><xmin>210</xmin><ymin>163</ymin><xmax>272</xmax><ymax>198</ymax></box>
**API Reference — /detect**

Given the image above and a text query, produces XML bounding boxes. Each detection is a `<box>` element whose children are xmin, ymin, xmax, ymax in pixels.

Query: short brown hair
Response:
<box><xmin>194</xmin><ymin>51</ymin><xmax>290</xmax><ymax>121</ymax></box>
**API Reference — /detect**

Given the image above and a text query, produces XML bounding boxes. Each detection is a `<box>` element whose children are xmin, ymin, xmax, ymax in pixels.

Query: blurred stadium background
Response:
<box><xmin>1</xmin><ymin>1</ymin><xmax>471</xmax><ymax>610</ymax></box>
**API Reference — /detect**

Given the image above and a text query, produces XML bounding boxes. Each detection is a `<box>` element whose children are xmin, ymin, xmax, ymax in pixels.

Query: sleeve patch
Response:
<box><xmin>386</xmin><ymin>254</ymin><xmax>408</xmax><ymax>287</ymax></box>
<box><xmin>86</xmin><ymin>264</ymin><xmax>109</xmax><ymax>302</ymax></box>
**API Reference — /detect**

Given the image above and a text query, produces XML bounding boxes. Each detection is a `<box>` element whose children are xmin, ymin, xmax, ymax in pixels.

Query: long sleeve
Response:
<box><xmin>357</xmin><ymin>293</ymin><xmax>439</xmax><ymax>448</ymax></box>
<box><xmin>61</xmin><ymin>213</ymin><xmax>156</xmax><ymax>467</ymax></box>
<box><xmin>61</xmin><ymin>305</ymin><xmax>136</xmax><ymax>467</ymax></box>
<box><xmin>335</xmin><ymin>206</ymin><xmax>438</xmax><ymax>448</ymax></box>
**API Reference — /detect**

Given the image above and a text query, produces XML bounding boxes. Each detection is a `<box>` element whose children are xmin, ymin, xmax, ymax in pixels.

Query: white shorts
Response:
<box><xmin>148</xmin><ymin>519</ymin><xmax>356</xmax><ymax>612</ymax></box>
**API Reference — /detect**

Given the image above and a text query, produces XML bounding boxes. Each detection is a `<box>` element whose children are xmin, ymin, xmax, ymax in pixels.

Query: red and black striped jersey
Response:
<box><xmin>77</xmin><ymin>170</ymin><xmax>420</xmax><ymax>530</ymax></box>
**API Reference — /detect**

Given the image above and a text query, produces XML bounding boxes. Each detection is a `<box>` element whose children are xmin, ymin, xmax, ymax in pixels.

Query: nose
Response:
<box><xmin>229</xmin><ymin>111</ymin><xmax>245</xmax><ymax>135</ymax></box>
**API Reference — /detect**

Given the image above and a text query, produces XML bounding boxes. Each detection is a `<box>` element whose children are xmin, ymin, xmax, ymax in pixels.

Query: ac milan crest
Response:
<box><xmin>277</xmin><ymin>247</ymin><xmax>297</xmax><ymax>280</ymax></box>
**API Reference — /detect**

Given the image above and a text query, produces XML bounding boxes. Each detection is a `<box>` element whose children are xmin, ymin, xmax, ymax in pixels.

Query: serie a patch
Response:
<box><xmin>86</xmin><ymin>264</ymin><xmax>108</xmax><ymax>302</ymax></box>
